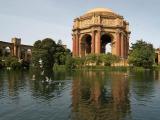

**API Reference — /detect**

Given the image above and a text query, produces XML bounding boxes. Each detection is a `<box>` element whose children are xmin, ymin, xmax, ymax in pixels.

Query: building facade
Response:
<box><xmin>0</xmin><ymin>38</ymin><xmax>32</xmax><ymax>61</ymax></box>
<box><xmin>72</xmin><ymin>8</ymin><xmax>130</xmax><ymax>59</ymax></box>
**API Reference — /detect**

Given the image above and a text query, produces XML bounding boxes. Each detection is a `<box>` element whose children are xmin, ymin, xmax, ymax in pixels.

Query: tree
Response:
<box><xmin>54</xmin><ymin>44</ymin><xmax>66</xmax><ymax>65</ymax></box>
<box><xmin>57</xmin><ymin>39</ymin><xmax>62</xmax><ymax>45</ymax></box>
<box><xmin>65</xmin><ymin>55</ymin><xmax>76</xmax><ymax>70</ymax></box>
<box><xmin>32</xmin><ymin>38</ymin><xmax>56</xmax><ymax>69</ymax></box>
<box><xmin>32</xmin><ymin>38</ymin><xmax>71</xmax><ymax>69</ymax></box>
<box><xmin>85</xmin><ymin>54</ymin><xmax>97</xmax><ymax>65</ymax></box>
<box><xmin>128</xmin><ymin>40</ymin><xmax>155</xmax><ymax>68</ymax></box>
<box><xmin>96</xmin><ymin>53</ymin><xmax>119</xmax><ymax>66</ymax></box>
<box><xmin>5</xmin><ymin>56</ymin><xmax>21</xmax><ymax>69</ymax></box>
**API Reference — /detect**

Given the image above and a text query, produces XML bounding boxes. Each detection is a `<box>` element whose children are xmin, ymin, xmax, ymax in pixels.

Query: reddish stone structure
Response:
<box><xmin>0</xmin><ymin>38</ymin><xmax>32</xmax><ymax>61</ymax></box>
<box><xmin>72</xmin><ymin>8</ymin><xmax>130</xmax><ymax>59</ymax></box>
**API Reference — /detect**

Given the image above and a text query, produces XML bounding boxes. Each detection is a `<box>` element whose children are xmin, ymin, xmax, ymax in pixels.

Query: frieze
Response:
<box><xmin>101</xmin><ymin>19</ymin><xmax>115</xmax><ymax>26</ymax></box>
<box><xmin>80</xmin><ymin>19</ymin><xmax>92</xmax><ymax>28</ymax></box>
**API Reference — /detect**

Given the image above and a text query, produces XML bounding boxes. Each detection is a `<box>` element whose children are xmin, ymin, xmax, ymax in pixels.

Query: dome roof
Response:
<box><xmin>86</xmin><ymin>7</ymin><xmax>113</xmax><ymax>14</ymax></box>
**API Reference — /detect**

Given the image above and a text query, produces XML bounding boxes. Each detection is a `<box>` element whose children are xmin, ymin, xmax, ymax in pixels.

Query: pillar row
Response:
<box><xmin>121</xmin><ymin>34</ymin><xmax>124</xmax><ymax>58</ymax></box>
<box><xmin>116</xmin><ymin>32</ymin><xmax>121</xmax><ymax>57</ymax></box>
<box><xmin>91</xmin><ymin>31</ymin><xmax>95</xmax><ymax>53</ymax></box>
<box><xmin>95</xmin><ymin>31</ymin><xmax>101</xmax><ymax>54</ymax></box>
<box><xmin>76</xmin><ymin>34</ymin><xmax>79</xmax><ymax>57</ymax></box>
<box><xmin>72</xmin><ymin>35</ymin><xmax>76</xmax><ymax>57</ymax></box>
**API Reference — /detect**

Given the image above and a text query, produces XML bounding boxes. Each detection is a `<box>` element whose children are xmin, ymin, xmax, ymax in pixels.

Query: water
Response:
<box><xmin>0</xmin><ymin>70</ymin><xmax>160</xmax><ymax>120</ymax></box>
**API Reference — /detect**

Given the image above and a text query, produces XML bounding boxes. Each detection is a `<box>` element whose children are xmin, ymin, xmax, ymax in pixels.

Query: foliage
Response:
<box><xmin>5</xmin><ymin>56</ymin><xmax>21</xmax><ymax>69</ymax></box>
<box><xmin>0</xmin><ymin>56</ymin><xmax>31</xmax><ymax>69</ymax></box>
<box><xmin>32</xmin><ymin>38</ymin><xmax>71</xmax><ymax>69</ymax></box>
<box><xmin>84</xmin><ymin>53</ymin><xmax>120</xmax><ymax>66</ymax></box>
<box><xmin>0</xmin><ymin>49</ymin><xmax>2</xmax><ymax>57</ymax></box>
<box><xmin>98</xmin><ymin>53</ymin><xmax>120</xmax><ymax>66</ymax></box>
<box><xmin>57</xmin><ymin>39</ymin><xmax>63</xmax><ymax>45</ymax></box>
<box><xmin>21</xmin><ymin>60</ymin><xmax>30</xmax><ymax>69</ymax></box>
<box><xmin>65</xmin><ymin>55</ymin><xmax>76</xmax><ymax>70</ymax></box>
<box><xmin>128</xmin><ymin>40</ymin><xmax>155</xmax><ymax>68</ymax></box>
<box><xmin>65</xmin><ymin>53</ymin><xmax>120</xmax><ymax>70</ymax></box>
<box><xmin>32</xmin><ymin>38</ymin><xmax>56</xmax><ymax>69</ymax></box>
<box><xmin>54</xmin><ymin>44</ymin><xmax>66</xmax><ymax>65</ymax></box>
<box><xmin>0</xmin><ymin>58</ymin><xmax>3</xmax><ymax>68</ymax></box>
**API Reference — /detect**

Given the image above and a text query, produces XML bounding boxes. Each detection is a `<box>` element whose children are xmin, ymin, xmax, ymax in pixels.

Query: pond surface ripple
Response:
<box><xmin>0</xmin><ymin>70</ymin><xmax>160</xmax><ymax>120</ymax></box>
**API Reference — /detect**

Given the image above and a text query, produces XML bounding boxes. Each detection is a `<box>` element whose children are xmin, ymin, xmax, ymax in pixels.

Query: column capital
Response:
<box><xmin>116</xmin><ymin>29</ymin><xmax>121</xmax><ymax>34</ymax></box>
<box><xmin>75</xmin><ymin>30</ymin><xmax>80</xmax><ymax>34</ymax></box>
<box><xmin>92</xmin><ymin>26</ymin><xmax>102</xmax><ymax>32</ymax></box>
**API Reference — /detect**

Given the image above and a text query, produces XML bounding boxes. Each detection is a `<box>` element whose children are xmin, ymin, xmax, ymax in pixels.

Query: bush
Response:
<box><xmin>128</xmin><ymin>40</ymin><xmax>155</xmax><ymax>68</ymax></box>
<box><xmin>65</xmin><ymin>55</ymin><xmax>76</xmax><ymax>70</ymax></box>
<box><xmin>5</xmin><ymin>56</ymin><xmax>21</xmax><ymax>69</ymax></box>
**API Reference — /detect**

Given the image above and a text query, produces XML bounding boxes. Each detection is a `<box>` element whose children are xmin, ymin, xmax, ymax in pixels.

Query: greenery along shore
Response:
<box><xmin>0</xmin><ymin>39</ymin><xmax>157</xmax><ymax>70</ymax></box>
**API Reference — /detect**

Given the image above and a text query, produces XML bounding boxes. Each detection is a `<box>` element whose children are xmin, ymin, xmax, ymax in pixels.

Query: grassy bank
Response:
<box><xmin>52</xmin><ymin>64</ymin><xmax>159</xmax><ymax>72</ymax></box>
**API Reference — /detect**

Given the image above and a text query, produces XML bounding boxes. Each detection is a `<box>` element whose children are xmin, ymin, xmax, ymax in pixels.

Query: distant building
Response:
<box><xmin>0</xmin><ymin>38</ymin><xmax>32</xmax><ymax>61</ymax></box>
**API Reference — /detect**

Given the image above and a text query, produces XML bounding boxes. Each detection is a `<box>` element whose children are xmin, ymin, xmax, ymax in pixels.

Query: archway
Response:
<box><xmin>81</xmin><ymin>34</ymin><xmax>92</xmax><ymax>56</ymax></box>
<box><xmin>21</xmin><ymin>49</ymin><xmax>26</xmax><ymax>60</ymax></box>
<box><xmin>4</xmin><ymin>46</ymin><xmax>11</xmax><ymax>57</ymax></box>
<box><xmin>101</xmin><ymin>34</ymin><xmax>112</xmax><ymax>53</ymax></box>
<box><xmin>155</xmin><ymin>53</ymin><xmax>159</xmax><ymax>64</ymax></box>
<box><xmin>27</xmin><ymin>49</ymin><xmax>32</xmax><ymax>61</ymax></box>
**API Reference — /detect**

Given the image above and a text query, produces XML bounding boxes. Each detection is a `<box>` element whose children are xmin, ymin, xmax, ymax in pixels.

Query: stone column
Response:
<box><xmin>124</xmin><ymin>37</ymin><xmax>126</xmax><ymax>58</ymax></box>
<box><xmin>79</xmin><ymin>37</ymin><xmax>81</xmax><ymax>57</ymax></box>
<box><xmin>126</xmin><ymin>38</ymin><xmax>129</xmax><ymax>58</ymax></box>
<box><xmin>116</xmin><ymin>32</ymin><xmax>121</xmax><ymax>57</ymax></box>
<box><xmin>121</xmin><ymin>34</ymin><xmax>124</xmax><ymax>58</ymax></box>
<box><xmin>158</xmin><ymin>53</ymin><xmax>160</xmax><ymax>64</ymax></box>
<box><xmin>125</xmin><ymin>36</ymin><xmax>128</xmax><ymax>59</ymax></box>
<box><xmin>91</xmin><ymin>31</ymin><xmax>95</xmax><ymax>53</ymax></box>
<box><xmin>17</xmin><ymin>46</ymin><xmax>21</xmax><ymax>59</ymax></box>
<box><xmin>76</xmin><ymin>33</ymin><xmax>79</xmax><ymax>56</ymax></box>
<box><xmin>13</xmin><ymin>45</ymin><xmax>17</xmax><ymax>56</ymax></box>
<box><xmin>10</xmin><ymin>47</ymin><xmax>14</xmax><ymax>56</ymax></box>
<box><xmin>96</xmin><ymin>30</ymin><xmax>101</xmax><ymax>54</ymax></box>
<box><xmin>24</xmin><ymin>51</ymin><xmax>27</xmax><ymax>61</ymax></box>
<box><xmin>72</xmin><ymin>36</ymin><xmax>76</xmax><ymax>57</ymax></box>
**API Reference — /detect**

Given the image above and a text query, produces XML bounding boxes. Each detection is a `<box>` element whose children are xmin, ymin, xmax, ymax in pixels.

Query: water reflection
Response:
<box><xmin>30</xmin><ymin>68</ymin><xmax>71</xmax><ymax>100</ymax></box>
<box><xmin>71</xmin><ymin>71</ymin><xmax>130</xmax><ymax>120</ymax></box>
<box><xmin>131</xmin><ymin>71</ymin><xmax>155</xmax><ymax>98</ymax></box>
<box><xmin>0</xmin><ymin>69</ymin><xmax>70</xmax><ymax>101</ymax></box>
<box><xmin>0</xmin><ymin>70</ymin><xmax>160</xmax><ymax>120</ymax></box>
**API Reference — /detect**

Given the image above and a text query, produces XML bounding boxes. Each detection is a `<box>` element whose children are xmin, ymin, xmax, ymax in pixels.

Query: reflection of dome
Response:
<box><xmin>86</xmin><ymin>7</ymin><xmax>113</xmax><ymax>14</ymax></box>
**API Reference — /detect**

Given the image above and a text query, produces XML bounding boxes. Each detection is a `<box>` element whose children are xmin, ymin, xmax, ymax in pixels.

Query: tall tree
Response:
<box><xmin>32</xmin><ymin>38</ymin><xmax>56</xmax><ymax>69</ymax></box>
<box><xmin>128</xmin><ymin>40</ymin><xmax>155</xmax><ymax>68</ymax></box>
<box><xmin>57</xmin><ymin>39</ymin><xmax>62</xmax><ymax>45</ymax></box>
<box><xmin>32</xmin><ymin>38</ymin><xmax>71</xmax><ymax>69</ymax></box>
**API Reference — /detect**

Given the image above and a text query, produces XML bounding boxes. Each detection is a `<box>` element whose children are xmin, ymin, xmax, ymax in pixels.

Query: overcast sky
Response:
<box><xmin>0</xmin><ymin>0</ymin><xmax>160</xmax><ymax>49</ymax></box>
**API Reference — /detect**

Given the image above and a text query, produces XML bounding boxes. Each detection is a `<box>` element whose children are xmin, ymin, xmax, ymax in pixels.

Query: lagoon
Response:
<box><xmin>0</xmin><ymin>70</ymin><xmax>160</xmax><ymax>120</ymax></box>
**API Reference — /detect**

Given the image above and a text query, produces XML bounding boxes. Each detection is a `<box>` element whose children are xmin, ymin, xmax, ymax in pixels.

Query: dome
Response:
<box><xmin>86</xmin><ymin>7</ymin><xmax>113</xmax><ymax>14</ymax></box>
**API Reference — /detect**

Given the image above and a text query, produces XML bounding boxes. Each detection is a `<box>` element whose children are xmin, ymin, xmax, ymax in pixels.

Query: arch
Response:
<box><xmin>27</xmin><ymin>49</ymin><xmax>31</xmax><ymax>54</ymax></box>
<box><xmin>155</xmin><ymin>53</ymin><xmax>159</xmax><ymax>64</ymax></box>
<box><xmin>4</xmin><ymin>46</ymin><xmax>11</xmax><ymax>57</ymax></box>
<box><xmin>81</xmin><ymin>34</ymin><xmax>92</xmax><ymax>56</ymax></box>
<box><xmin>20</xmin><ymin>48</ymin><xmax>26</xmax><ymax>60</ymax></box>
<box><xmin>100</xmin><ymin>33</ymin><xmax>113</xmax><ymax>53</ymax></box>
<box><xmin>26</xmin><ymin>49</ymin><xmax>32</xmax><ymax>61</ymax></box>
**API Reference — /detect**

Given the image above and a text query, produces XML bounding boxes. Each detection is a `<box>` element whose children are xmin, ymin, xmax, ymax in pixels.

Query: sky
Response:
<box><xmin>0</xmin><ymin>0</ymin><xmax>160</xmax><ymax>50</ymax></box>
